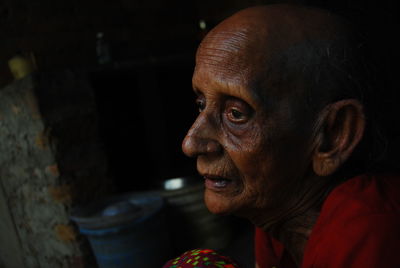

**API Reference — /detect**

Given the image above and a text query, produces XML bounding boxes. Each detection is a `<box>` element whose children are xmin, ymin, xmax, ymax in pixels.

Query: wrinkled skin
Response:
<box><xmin>182</xmin><ymin>4</ymin><xmax>365</xmax><ymax>265</ymax></box>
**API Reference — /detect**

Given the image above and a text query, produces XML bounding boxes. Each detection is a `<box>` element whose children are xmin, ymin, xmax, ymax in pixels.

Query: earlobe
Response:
<box><xmin>313</xmin><ymin>157</ymin><xmax>334</xmax><ymax>177</ymax></box>
<box><xmin>312</xmin><ymin>99</ymin><xmax>365</xmax><ymax>177</ymax></box>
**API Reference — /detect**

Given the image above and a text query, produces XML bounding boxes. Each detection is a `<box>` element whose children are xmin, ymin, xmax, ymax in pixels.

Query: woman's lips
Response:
<box><xmin>203</xmin><ymin>175</ymin><xmax>233</xmax><ymax>191</ymax></box>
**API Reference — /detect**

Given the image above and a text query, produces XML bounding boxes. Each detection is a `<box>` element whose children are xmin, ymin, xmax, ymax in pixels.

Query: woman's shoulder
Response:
<box><xmin>303</xmin><ymin>174</ymin><xmax>400</xmax><ymax>267</ymax></box>
<box><xmin>326</xmin><ymin>173</ymin><xmax>400</xmax><ymax>216</ymax></box>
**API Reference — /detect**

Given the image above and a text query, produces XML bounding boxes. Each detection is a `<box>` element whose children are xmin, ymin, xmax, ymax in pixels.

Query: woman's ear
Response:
<box><xmin>312</xmin><ymin>99</ymin><xmax>365</xmax><ymax>176</ymax></box>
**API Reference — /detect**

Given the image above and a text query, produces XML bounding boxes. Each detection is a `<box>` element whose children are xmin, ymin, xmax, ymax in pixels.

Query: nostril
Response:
<box><xmin>206</xmin><ymin>140</ymin><xmax>222</xmax><ymax>153</ymax></box>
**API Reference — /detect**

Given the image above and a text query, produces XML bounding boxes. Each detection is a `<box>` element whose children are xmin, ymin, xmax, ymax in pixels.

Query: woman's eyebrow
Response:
<box><xmin>193</xmin><ymin>86</ymin><xmax>203</xmax><ymax>96</ymax></box>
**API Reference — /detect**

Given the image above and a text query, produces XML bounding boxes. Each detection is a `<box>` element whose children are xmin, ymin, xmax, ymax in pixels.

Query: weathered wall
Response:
<box><xmin>0</xmin><ymin>72</ymin><xmax>113</xmax><ymax>267</ymax></box>
<box><xmin>0</xmin><ymin>182</ymin><xmax>25</xmax><ymax>268</ymax></box>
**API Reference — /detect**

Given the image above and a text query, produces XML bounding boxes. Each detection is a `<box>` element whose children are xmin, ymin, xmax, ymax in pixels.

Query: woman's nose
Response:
<box><xmin>182</xmin><ymin>116</ymin><xmax>222</xmax><ymax>158</ymax></box>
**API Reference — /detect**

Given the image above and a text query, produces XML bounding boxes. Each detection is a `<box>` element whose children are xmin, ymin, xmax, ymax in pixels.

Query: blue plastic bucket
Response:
<box><xmin>71</xmin><ymin>192</ymin><xmax>172</xmax><ymax>268</ymax></box>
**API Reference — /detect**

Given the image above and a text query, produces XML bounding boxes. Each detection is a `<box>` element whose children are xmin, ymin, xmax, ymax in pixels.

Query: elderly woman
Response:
<box><xmin>164</xmin><ymin>4</ymin><xmax>400</xmax><ymax>268</ymax></box>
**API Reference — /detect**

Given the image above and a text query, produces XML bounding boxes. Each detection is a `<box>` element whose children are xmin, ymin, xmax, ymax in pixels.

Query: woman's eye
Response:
<box><xmin>224</xmin><ymin>98</ymin><xmax>253</xmax><ymax>124</ymax></box>
<box><xmin>231</xmin><ymin>109</ymin><xmax>244</xmax><ymax>119</ymax></box>
<box><xmin>226</xmin><ymin>107</ymin><xmax>248</xmax><ymax>123</ymax></box>
<box><xmin>196</xmin><ymin>97</ymin><xmax>205</xmax><ymax>112</ymax></box>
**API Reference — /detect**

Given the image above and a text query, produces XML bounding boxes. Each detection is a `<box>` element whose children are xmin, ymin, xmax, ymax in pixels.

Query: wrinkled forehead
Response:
<box><xmin>193</xmin><ymin>25</ymin><xmax>295</xmax><ymax>105</ymax></box>
<box><xmin>193</xmin><ymin>5</ymin><xmax>354</xmax><ymax>107</ymax></box>
<box><xmin>195</xmin><ymin>29</ymin><xmax>256</xmax><ymax>84</ymax></box>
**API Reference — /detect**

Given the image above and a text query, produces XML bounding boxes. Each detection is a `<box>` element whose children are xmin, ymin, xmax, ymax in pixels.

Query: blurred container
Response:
<box><xmin>70</xmin><ymin>192</ymin><xmax>171</xmax><ymax>268</ymax></box>
<box><xmin>157</xmin><ymin>176</ymin><xmax>233</xmax><ymax>254</ymax></box>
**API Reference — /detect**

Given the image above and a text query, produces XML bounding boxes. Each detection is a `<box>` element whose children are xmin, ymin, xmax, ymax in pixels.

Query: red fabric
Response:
<box><xmin>255</xmin><ymin>228</ymin><xmax>297</xmax><ymax>268</ymax></box>
<box><xmin>255</xmin><ymin>174</ymin><xmax>400</xmax><ymax>268</ymax></box>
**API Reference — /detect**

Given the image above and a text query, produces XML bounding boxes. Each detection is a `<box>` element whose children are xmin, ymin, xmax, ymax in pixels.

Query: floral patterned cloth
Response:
<box><xmin>162</xmin><ymin>249</ymin><xmax>240</xmax><ymax>268</ymax></box>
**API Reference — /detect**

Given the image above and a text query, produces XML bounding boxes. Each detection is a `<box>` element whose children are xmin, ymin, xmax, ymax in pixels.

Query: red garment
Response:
<box><xmin>255</xmin><ymin>174</ymin><xmax>400</xmax><ymax>268</ymax></box>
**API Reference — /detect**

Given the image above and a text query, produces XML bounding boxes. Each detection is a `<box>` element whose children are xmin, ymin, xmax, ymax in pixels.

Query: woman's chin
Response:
<box><xmin>204</xmin><ymin>188</ymin><xmax>237</xmax><ymax>215</ymax></box>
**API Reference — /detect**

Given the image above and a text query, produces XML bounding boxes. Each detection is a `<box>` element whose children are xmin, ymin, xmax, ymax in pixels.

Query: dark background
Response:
<box><xmin>0</xmin><ymin>0</ymin><xmax>399</xmax><ymax>193</ymax></box>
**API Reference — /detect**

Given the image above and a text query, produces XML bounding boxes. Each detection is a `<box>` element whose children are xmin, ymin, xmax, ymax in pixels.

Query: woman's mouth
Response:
<box><xmin>203</xmin><ymin>175</ymin><xmax>233</xmax><ymax>191</ymax></box>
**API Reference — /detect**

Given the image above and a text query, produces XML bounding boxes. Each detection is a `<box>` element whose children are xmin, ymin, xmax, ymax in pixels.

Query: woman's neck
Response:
<box><xmin>254</xmin><ymin>175</ymin><xmax>338</xmax><ymax>266</ymax></box>
<box><xmin>274</xmin><ymin>210</ymin><xmax>320</xmax><ymax>266</ymax></box>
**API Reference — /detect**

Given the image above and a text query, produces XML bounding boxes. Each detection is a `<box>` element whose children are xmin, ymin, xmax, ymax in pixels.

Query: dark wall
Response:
<box><xmin>89</xmin><ymin>57</ymin><xmax>199</xmax><ymax>191</ymax></box>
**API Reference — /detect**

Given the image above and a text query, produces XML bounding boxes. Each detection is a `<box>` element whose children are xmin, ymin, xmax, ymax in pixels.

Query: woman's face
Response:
<box><xmin>182</xmin><ymin>31</ymin><xmax>312</xmax><ymax>220</ymax></box>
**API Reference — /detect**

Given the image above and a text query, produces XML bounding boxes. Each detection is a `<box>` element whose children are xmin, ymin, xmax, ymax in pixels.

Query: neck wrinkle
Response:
<box><xmin>253</xmin><ymin>171</ymin><xmax>337</xmax><ymax>264</ymax></box>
